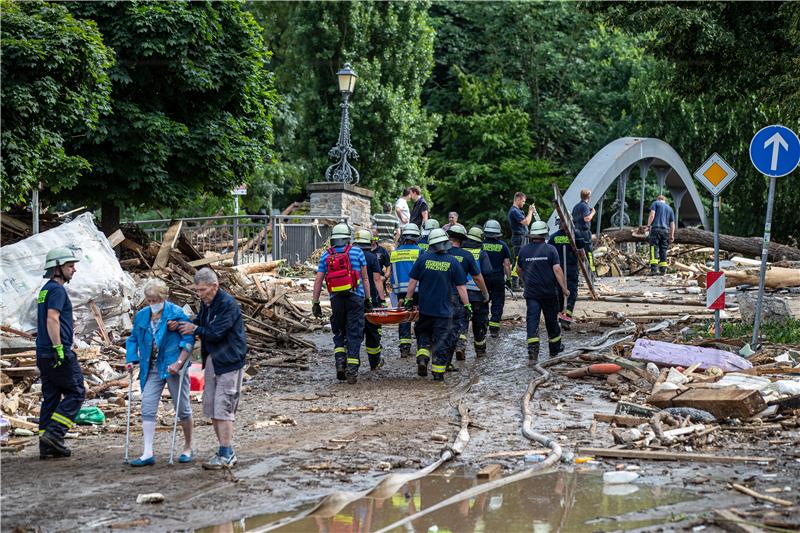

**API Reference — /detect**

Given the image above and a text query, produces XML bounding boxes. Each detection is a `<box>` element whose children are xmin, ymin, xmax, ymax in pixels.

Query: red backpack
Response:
<box><xmin>325</xmin><ymin>245</ymin><xmax>360</xmax><ymax>293</ymax></box>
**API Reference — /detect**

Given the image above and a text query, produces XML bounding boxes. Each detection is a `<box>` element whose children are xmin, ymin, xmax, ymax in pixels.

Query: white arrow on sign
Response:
<box><xmin>764</xmin><ymin>131</ymin><xmax>789</xmax><ymax>171</ymax></box>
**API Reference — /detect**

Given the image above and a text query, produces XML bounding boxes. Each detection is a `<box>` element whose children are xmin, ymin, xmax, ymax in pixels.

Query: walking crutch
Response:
<box><xmin>168</xmin><ymin>359</ymin><xmax>191</xmax><ymax>465</ymax></box>
<box><xmin>124</xmin><ymin>368</ymin><xmax>133</xmax><ymax>464</ymax></box>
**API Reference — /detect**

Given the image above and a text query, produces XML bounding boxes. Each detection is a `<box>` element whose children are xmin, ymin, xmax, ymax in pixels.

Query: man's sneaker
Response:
<box><xmin>346</xmin><ymin>365</ymin><xmax>359</xmax><ymax>384</ymax></box>
<box><xmin>417</xmin><ymin>356</ymin><xmax>429</xmax><ymax>377</ymax></box>
<box><xmin>40</xmin><ymin>432</ymin><xmax>71</xmax><ymax>458</ymax></box>
<box><xmin>202</xmin><ymin>452</ymin><xmax>237</xmax><ymax>470</ymax></box>
<box><xmin>489</xmin><ymin>326</ymin><xmax>499</xmax><ymax>338</ymax></box>
<box><xmin>528</xmin><ymin>343</ymin><xmax>539</xmax><ymax>362</ymax></box>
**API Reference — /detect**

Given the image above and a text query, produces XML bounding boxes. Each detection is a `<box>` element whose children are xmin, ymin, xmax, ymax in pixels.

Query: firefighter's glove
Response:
<box><xmin>364</xmin><ymin>298</ymin><xmax>374</xmax><ymax>313</ymax></box>
<box><xmin>379</xmin><ymin>299</ymin><xmax>388</xmax><ymax>308</ymax></box>
<box><xmin>53</xmin><ymin>344</ymin><xmax>65</xmax><ymax>368</ymax></box>
<box><xmin>403</xmin><ymin>298</ymin><xmax>414</xmax><ymax>311</ymax></box>
<box><xmin>463</xmin><ymin>304</ymin><xmax>473</xmax><ymax>322</ymax></box>
<box><xmin>312</xmin><ymin>301</ymin><xmax>322</xmax><ymax>318</ymax></box>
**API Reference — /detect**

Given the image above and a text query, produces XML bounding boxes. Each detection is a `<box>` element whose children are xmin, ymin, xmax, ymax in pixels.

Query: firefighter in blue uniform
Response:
<box><xmin>446</xmin><ymin>224</ymin><xmax>487</xmax><ymax>363</ymax></box>
<box><xmin>516</xmin><ymin>221</ymin><xmax>570</xmax><ymax>361</ymax></box>
<box><xmin>548</xmin><ymin>217</ymin><xmax>579</xmax><ymax>328</ymax></box>
<box><xmin>36</xmin><ymin>247</ymin><xmax>85</xmax><ymax>459</ymax></box>
<box><xmin>312</xmin><ymin>224</ymin><xmax>372</xmax><ymax>384</ymax></box>
<box><xmin>388</xmin><ymin>223</ymin><xmax>421</xmax><ymax>358</ymax></box>
<box><xmin>417</xmin><ymin>219</ymin><xmax>439</xmax><ymax>252</ymax></box>
<box><xmin>404</xmin><ymin>229</ymin><xmax>470</xmax><ymax>382</ymax></box>
<box><xmin>462</xmin><ymin>226</ymin><xmax>493</xmax><ymax>357</ymax></box>
<box><xmin>354</xmin><ymin>230</ymin><xmax>388</xmax><ymax>370</ymax></box>
<box><xmin>571</xmin><ymin>189</ymin><xmax>596</xmax><ymax>275</ymax></box>
<box><xmin>646</xmin><ymin>195</ymin><xmax>676</xmax><ymax>275</ymax></box>
<box><xmin>481</xmin><ymin>219</ymin><xmax>512</xmax><ymax>337</ymax></box>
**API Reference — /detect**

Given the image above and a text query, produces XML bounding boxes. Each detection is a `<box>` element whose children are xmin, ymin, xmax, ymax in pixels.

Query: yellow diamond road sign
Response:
<box><xmin>694</xmin><ymin>153</ymin><xmax>737</xmax><ymax>196</ymax></box>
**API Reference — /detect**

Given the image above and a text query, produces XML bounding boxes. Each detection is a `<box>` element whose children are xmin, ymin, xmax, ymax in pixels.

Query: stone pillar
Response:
<box><xmin>307</xmin><ymin>182</ymin><xmax>374</xmax><ymax>229</ymax></box>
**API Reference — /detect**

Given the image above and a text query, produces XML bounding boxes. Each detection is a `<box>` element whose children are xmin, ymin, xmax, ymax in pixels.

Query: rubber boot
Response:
<box><xmin>528</xmin><ymin>342</ymin><xmax>539</xmax><ymax>362</ymax></box>
<box><xmin>489</xmin><ymin>326</ymin><xmax>500</xmax><ymax>338</ymax></box>
<box><xmin>659</xmin><ymin>267</ymin><xmax>667</xmax><ymax>275</ymax></box>
<box><xmin>346</xmin><ymin>363</ymin><xmax>359</xmax><ymax>385</ymax></box>
<box><xmin>334</xmin><ymin>353</ymin><xmax>347</xmax><ymax>381</ymax></box>
<box><xmin>432</xmin><ymin>371</ymin><xmax>444</xmax><ymax>382</ymax></box>
<box><xmin>549</xmin><ymin>341</ymin><xmax>563</xmax><ymax>357</ymax></box>
<box><xmin>445</xmin><ymin>363</ymin><xmax>459</xmax><ymax>372</ymax></box>
<box><xmin>40</xmin><ymin>431</ymin><xmax>71</xmax><ymax>458</ymax></box>
<box><xmin>474</xmin><ymin>342</ymin><xmax>486</xmax><ymax>358</ymax></box>
<box><xmin>39</xmin><ymin>440</ymin><xmax>71</xmax><ymax>460</ymax></box>
<box><xmin>399</xmin><ymin>344</ymin><xmax>411</xmax><ymax>358</ymax></box>
<box><xmin>369</xmin><ymin>354</ymin><xmax>385</xmax><ymax>371</ymax></box>
<box><xmin>416</xmin><ymin>355</ymin><xmax>429</xmax><ymax>377</ymax></box>
<box><xmin>455</xmin><ymin>337</ymin><xmax>466</xmax><ymax>361</ymax></box>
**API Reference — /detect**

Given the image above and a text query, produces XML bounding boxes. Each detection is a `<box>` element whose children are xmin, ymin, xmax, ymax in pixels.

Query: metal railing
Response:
<box><xmin>128</xmin><ymin>214</ymin><xmax>343</xmax><ymax>266</ymax></box>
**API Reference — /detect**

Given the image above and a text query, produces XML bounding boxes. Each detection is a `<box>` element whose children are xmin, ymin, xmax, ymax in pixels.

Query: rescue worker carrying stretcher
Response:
<box><xmin>312</xmin><ymin>224</ymin><xmax>372</xmax><ymax>384</ymax></box>
<box><xmin>36</xmin><ymin>247</ymin><xmax>85</xmax><ymax>459</ymax></box>
<box><xmin>548</xmin><ymin>217</ymin><xmax>579</xmax><ymax>328</ymax></box>
<box><xmin>481</xmin><ymin>219</ymin><xmax>512</xmax><ymax>337</ymax></box>
<box><xmin>516</xmin><ymin>221</ymin><xmax>570</xmax><ymax>362</ymax></box>
<box><xmin>388</xmin><ymin>223</ymin><xmax>421</xmax><ymax>358</ymax></box>
<box><xmin>462</xmin><ymin>226</ymin><xmax>493</xmax><ymax>357</ymax></box>
<box><xmin>417</xmin><ymin>219</ymin><xmax>439</xmax><ymax>252</ymax></box>
<box><xmin>404</xmin><ymin>228</ymin><xmax>470</xmax><ymax>381</ymax></box>
<box><xmin>354</xmin><ymin>230</ymin><xmax>387</xmax><ymax>370</ymax></box>
<box><xmin>446</xmin><ymin>224</ymin><xmax>488</xmax><ymax>364</ymax></box>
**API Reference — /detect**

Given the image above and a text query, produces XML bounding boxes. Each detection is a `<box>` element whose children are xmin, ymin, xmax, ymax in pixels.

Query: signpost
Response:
<box><xmin>694</xmin><ymin>153</ymin><xmax>737</xmax><ymax>338</ymax></box>
<box><xmin>231</xmin><ymin>185</ymin><xmax>247</xmax><ymax>265</ymax></box>
<box><xmin>748</xmin><ymin>125</ymin><xmax>800</xmax><ymax>347</ymax></box>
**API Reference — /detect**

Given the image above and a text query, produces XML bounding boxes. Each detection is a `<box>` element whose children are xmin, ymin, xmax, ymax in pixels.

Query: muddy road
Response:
<box><xmin>2</xmin><ymin>315</ymin><xmax>798</xmax><ymax>531</ymax></box>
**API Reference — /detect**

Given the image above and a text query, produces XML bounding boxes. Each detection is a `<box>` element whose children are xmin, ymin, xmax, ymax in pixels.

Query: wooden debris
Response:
<box><xmin>578</xmin><ymin>448</ymin><xmax>775</xmax><ymax>464</ymax></box>
<box><xmin>647</xmin><ymin>387</ymin><xmax>766</xmax><ymax>419</ymax></box>
<box><xmin>89</xmin><ymin>301</ymin><xmax>111</xmax><ymax>347</ymax></box>
<box><xmin>713</xmin><ymin>509</ymin><xmax>767</xmax><ymax>533</ymax></box>
<box><xmin>731</xmin><ymin>483</ymin><xmax>793</xmax><ymax>507</ymax></box>
<box><xmin>153</xmin><ymin>220</ymin><xmax>183</xmax><ymax>269</ymax></box>
<box><xmin>477</xmin><ymin>464</ymin><xmax>502</xmax><ymax>479</ymax></box>
<box><xmin>593</xmin><ymin>414</ymin><xmax>650</xmax><ymax>427</ymax></box>
<box><xmin>303</xmin><ymin>406</ymin><xmax>375</xmax><ymax>414</ymax></box>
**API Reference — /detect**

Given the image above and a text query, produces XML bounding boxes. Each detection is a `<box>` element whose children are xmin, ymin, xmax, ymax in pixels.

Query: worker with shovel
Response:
<box><xmin>125</xmin><ymin>279</ymin><xmax>195</xmax><ymax>466</ymax></box>
<box><xmin>36</xmin><ymin>247</ymin><xmax>85</xmax><ymax>459</ymax></box>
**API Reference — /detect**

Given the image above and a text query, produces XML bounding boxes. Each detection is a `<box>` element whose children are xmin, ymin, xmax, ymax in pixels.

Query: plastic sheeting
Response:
<box><xmin>0</xmin><ymin>213</ymin><xmax>134</xmax><ymax>337</ymax></box>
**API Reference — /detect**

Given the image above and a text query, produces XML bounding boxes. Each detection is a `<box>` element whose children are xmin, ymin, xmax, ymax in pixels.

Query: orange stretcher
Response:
<box><xmin>365</xmin><ymin>307</ymin><xmax>419</xmax><ymax>325</ymax></box>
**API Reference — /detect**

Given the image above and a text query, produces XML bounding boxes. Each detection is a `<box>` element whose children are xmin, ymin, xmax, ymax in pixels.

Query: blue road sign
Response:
<box><xmin>749</xmin><ymin>124</ymin><xmax>800</xmax><ymax>177</ymax></box>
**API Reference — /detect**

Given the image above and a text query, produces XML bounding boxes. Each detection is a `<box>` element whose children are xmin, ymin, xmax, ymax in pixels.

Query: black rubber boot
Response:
<box><xmin>417</xmin><ymin>355</ymin><xmax>429</xmax><ymax>377</ymax></box>
<box><xmin>659</xmin><ymin>267</ymin><xmax>667</xmax><ymax>275</ymax></box>
<box><xmin>549</xmin><ymin>342</ymin><xmax>564</xmax><ymax>357</ymax></box>
<box><xmin>528</xmin><ymin>343</ymin><xmax>539</xmax><ymax>362</ymax></box>
<box><xmin>489</xmin><ymin>326</ymin><xmax>499</xmax><ymax>338</ymax></box>
<box><xmin>432</xmin><ymin>372</ymin><xmax>444</xmax><ymax>382</ymax></box>
<box><xmin>369</xmin><ymin>355</ymin><xmax>385</xmax><ymax>371</ymax></box>
<box><xmin>40</xmin><ymin>432</ymin><xmax>71</xmax><ymax>458</ymax></box>
<box><xmin>474</xmin><ymin>344</ymin><xmax>486</xmax><ymax>358</ymax></box>
<box><xmin>346</xmin><ymin>364</ymin><xmax>359</xmax><ymax>384</ymax></box>
<box><xmin>445</xmin><ymin>363</ymin><xmax>459</xmax><ymax>372</ymax></box>
<box><xmin>399</xmin><ymin>345</ymin><xmax>411</xmax><ymax>358</ymax></box>
<box><xmin>335</xmin><ymin>353</ymin><xmax>347</xmax><ymax>381</ymax></box>
<box><xmin>455</xmin><ymin>338</ymin><xmax>466</xmax><ymax>361</ymax></box>
<box><xmin>39</xmin><ymin>440</ymin><xmax>71</xmax><ymax>459</ymax></box>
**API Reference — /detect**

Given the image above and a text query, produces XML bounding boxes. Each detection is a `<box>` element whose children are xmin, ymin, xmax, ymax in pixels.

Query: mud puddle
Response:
<box><xmin>199</xmin><ymin>469</ymin><xmax>692</xmax><ymax>533</ymax></box>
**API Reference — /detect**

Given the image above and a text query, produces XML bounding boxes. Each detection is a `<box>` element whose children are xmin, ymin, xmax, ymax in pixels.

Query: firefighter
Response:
<box><xmin>354</xmin><ymin>230</ymin><xmax>388</xmax><ymax>370</ymax></box>
<box><xmin>404</xmin><ymin>229</ymin><xmax>470</xmax><ymax>382</ymax></box>
<box><xmin>647</xmin><ymin>195</ymin><xmax>676</xmax><ymax>275</ymax></box>
<box><xmin>548</xmin><ymin>217</ymin><xmax>579</xmax><ymax>328</ymax></box>
<box><xmin>481</xmin><ymin>219</ymin><xmax>512</xmax><ymax>337</ymax></box>
<box><xmin>462</xmin><ymin>226</ymin><xmax>494</xmax><ymax>357</ymax></box>
<box><xmin>571</xmin><ymin>189</ymin><xmax>596</xmax><ymax>274</ymax></box>
<box><xmin>417</xmin><ymin>219</ymin><xmax>440</xmax><ymax>252</ymax></box>
<box><xmin>516</xmin><ymin>221</ymin><xmax>570</xmax><ymax>361</ymax></box>
<box><xmin>388</xmin><ymin>223</ymin><xmax>422</xmax><ymax>358</ymax></box>
<box><xmin>446</xmin><ymin>224</ymin><xmax>488</xmax><ymax>363</ymax></box>
<box><xmin>36</xmin><ymin>247</ymin><xmax>85</xmax><ymax>459</ymax></box>
<box><xmin>312</xmin><ymin>224</ymin><xmax>372</xmax><ymax>384</ymax></box>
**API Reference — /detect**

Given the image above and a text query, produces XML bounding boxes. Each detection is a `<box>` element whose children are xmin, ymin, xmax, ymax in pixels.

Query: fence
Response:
<box><xmin>128</xmin><ymin>214</ymin><xmax>342</xmax><ymax>266</ymax></box>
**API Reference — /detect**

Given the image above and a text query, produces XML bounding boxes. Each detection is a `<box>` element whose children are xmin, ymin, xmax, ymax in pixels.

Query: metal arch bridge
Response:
<box><xmin>547</xmin><ymin>137</ymin><xmax>709</xmax><ymax>232</ymax></box>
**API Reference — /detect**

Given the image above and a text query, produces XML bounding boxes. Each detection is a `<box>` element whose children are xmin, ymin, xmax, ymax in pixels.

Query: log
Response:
<box><xmin>577</xmin><ymin>448</ymin><xmax>775</xmax><ymax>464</ymax></box>
<box><xmin>603</xmin><ymin>227</ymin><xmax>800</xmax><ymax>262</ymax></box>
<box><xmin>714</xmin><ymin>509</ymin><xmax>768</xmax><ymax>533</ymax></box>
<box><xmin>731</xmin><ymin>483</ymin><xmax>793</xmax><ymax>507</ymax></box>
<box><xmin>153</xmin><ymin>220</ymin><xmax>183</xmax><ymax>269</ymax></box>
<box><xmin>188</xmin><ymin>252</ymin><xmax>235</xmax><ymax>268</ymax></box>
<box><xmin>234</xmin><ymin>260</ymin><xmax>284</xmax><ymax>276</ymax></box>
<box><xmin>717</xmin><ymin>267</ymin><xmax>800</xmax><ymax>289</ymax></box>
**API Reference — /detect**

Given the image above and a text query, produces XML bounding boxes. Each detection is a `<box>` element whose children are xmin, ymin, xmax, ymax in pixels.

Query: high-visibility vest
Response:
<box><xmin>390</xmin><ymin>245</ymin><xmax>420</xmax><ymax>294</ymax></box>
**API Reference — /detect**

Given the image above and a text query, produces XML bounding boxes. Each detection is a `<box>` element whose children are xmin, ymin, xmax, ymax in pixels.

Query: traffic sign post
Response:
<box><xmin>748</xmin><ymin>125</ymin><xmax>800</xmax><ymax>348</ymax></box>
<box><xmin>694</xmin><ymin>153</ymin><xmax>737</xmax><ymax>338</ymax></box>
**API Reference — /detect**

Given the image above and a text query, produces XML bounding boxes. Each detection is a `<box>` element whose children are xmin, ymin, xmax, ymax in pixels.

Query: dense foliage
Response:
<box><xmin>0</xmin><ymin>0</ymin><xmax>113</xmax><ymax>207</ymax></box>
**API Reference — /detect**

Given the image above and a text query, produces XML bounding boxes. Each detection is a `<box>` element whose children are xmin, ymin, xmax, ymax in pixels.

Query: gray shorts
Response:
<box><xmin>202</xmin><ymin>358</ymin><xmax>244</xmax><ymax>421</ymax></box>
<box><xmin>141</xmin><ymin>364</ymin><xmax>192</xmax><ymax>422</ymax></box>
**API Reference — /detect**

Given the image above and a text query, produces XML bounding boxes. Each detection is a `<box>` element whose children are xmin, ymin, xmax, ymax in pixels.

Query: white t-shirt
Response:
<box><xmin>394</xmin><ymin>198</ymin><xmax>410</xmax><ymax>227</ymax></box>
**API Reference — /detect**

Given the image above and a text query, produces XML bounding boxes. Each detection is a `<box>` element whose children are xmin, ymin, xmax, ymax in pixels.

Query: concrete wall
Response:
<box><xmin>307</xmin><ymin>182</ymin><xmax>374</xmax><ymax>229</ymax></box>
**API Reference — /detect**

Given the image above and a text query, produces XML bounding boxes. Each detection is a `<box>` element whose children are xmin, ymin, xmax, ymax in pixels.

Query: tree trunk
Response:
<box><xmin>101</xmin><ymin>200</ymin><xmax>120</xmax><ymax>236</ymax></box>
<box><xmin>602</xmin><ymin>227</ymin><xmax>800</xmax><ymax>262</ymax></box>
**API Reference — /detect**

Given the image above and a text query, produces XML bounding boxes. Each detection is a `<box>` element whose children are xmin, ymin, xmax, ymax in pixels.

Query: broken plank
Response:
<box><xmin>593</xmin><ymin>414</ymin><xmax>650</xmax><ymax>427</ymax></box>
<box><xmin>188</xmin><ymin>252</ymin><xmax>235</xmax><ymax>268</ymax></box>
<box><xmin>88</xmin><ymin>301</ymin><xmax>111</xmax><ymax>347</ymax></box>
<box><xmin>713</xmin><ymin>510</ymin><xmax>768</xmax><ymax>533</ymax></box>
<box><xmin>0</xmin><ymin>325</ymin><xmax>35</xmax><ymax>340</ymax></box>
<box><xmin>477</xmin><ymin>464</ymin><xmax>502</xmax><ymax>479</ymax></box>
<box><xmin>6</xmin><ymin>415</ymin><xmax>38</xmax><ymax>430</ymax></box>
<box><xmin>577</xmin><ymin>448</ymin><xmax>775</xmax><ymax>464</ymax></box>
<box><xmin>647</xmin><ymin>386</ymin><xmax>766</xmax><ymax>419</ymax></box>
<box><xmin>153</xmin><ymin>220</ymin><xmax>183</xmax><ymax>269</ymax></box>
<box><xmin>107</xmin><ymin>229</ymin><xmax>125</xmax><ymax>248</ymax></box>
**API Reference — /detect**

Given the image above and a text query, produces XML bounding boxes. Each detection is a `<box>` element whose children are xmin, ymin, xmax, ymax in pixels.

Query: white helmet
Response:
<box><xmin>529</xmin><ymin>220</ymin><xmax>549</xmax><ymax>236</ymax></box>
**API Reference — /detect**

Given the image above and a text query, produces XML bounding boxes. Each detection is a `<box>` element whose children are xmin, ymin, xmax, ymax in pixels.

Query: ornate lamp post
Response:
<box><xmin>325</xmin><ymin>63</ymin><xmax>360</xmax><ymax>184</ymax></box>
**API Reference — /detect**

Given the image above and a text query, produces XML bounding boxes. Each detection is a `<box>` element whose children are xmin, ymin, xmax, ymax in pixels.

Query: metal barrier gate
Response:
<box><xmin>271</xmin><ymin>215</ymin><xmax>345</xmax><ymax>266</ymax></box>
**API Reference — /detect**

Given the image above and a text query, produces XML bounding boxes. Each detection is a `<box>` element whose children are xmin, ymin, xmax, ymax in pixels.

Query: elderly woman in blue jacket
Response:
<box><xmin>125</xmin><ymin>279</ymin><xmax>195</xmax><ymax>466</ymax></box>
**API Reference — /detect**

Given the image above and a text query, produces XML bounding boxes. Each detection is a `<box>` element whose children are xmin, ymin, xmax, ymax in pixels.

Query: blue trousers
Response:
<box><xmin>525</xmin><ymin>296</ymin><xmax>562</xmax><ymax>353</ymax></box>
<box><xmin>557</xmin><ymin>270</ymin><xmax>579</xmax><ymax>314</ymax></box>
<box><xmin>397</xmin><ymin>293</ymin><xmax>418</xmax><ymax>350</ymax></box>
<box><xmin>331</xmin><ymin>292</ymin><xmax>365</xmax><ymax>365</ymax></box>
<box><xmin>415</xmin><ymin>314</ymin><xmax>451</xmax><ymax>376</ymax></box>
<box><xmin>485</xmin><ymin>275</ymin><xmax>505</xmax><ymax>328</ymax></box>
<box><xmin>37</xmin><ymin>350</ymin><xmax>86</xmax><ymax>439</ymax></box>
<box><xmin>445</xmin><ymin>293</ymin><xmax>465</xmax><ymax>360</ymax></box>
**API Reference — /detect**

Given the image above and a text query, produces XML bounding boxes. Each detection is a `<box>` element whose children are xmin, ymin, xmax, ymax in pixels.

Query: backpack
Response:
<box><xmin>325</xmin><ymin>245</ymin><xmax>360</xmax><ymax>293</ymax></box>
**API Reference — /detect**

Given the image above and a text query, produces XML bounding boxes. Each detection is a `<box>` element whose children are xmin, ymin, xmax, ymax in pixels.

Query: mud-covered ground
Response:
<box><xmin>2</xmin><ymin>277</ymin><xmax>799</xmax><ymax>532</ymax></box>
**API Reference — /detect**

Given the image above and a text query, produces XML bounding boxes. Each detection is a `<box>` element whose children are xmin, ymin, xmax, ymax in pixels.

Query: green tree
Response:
<box><xmin>0</xmin><ymin>0</ymin><xmax>113</xmax><ymax>208</ymax></box>
<box><xmin>248</xmin><ymin>1</ymin><xmax>438</xmax><ymax>208</ymax></box>
<box><xmin>64</xmin><ymin>1</ymin><xmax>276</xmax><ymax>232</ymax></box>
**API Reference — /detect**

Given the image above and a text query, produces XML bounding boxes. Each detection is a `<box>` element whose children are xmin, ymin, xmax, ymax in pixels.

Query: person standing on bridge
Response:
<box><xmin>508</xmin><ymin>192</ymin><xmax>537</xmax><ymax>289</ymax></box>
<box><xmin>516</xmin><ymin>221</ymin><xmax>570</xmax><ymax>362</ymax></box>
<box><xmin>646</xmin><ymin>194</ymin><xmax>675</xmax><ymax>275</ymax></box>
<box><xmin>571</xmin><ymin>189</ymin><xmax>597</xmax><ymax>275</ymax></box>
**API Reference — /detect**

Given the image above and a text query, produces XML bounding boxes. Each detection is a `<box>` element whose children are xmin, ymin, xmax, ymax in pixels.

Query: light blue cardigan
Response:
<box><xmin>125</xmin><ymin>301</ymin><xmax>195</xmax><ymax>389</ymax></box>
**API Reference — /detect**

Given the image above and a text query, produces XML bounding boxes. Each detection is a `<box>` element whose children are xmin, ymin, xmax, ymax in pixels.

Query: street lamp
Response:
<box><xmin>325</xmin><ymin>63</ymin><xmax>360</xmax><ymax>184</ymax></box>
